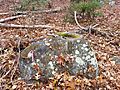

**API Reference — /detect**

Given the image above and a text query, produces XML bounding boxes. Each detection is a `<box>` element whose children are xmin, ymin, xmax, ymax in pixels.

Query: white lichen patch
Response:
<box><xmin>77</xmin><ymin>40</ymin><xmax>80</xmax><ymax>43</ymax></box>
<box><xmin>81</xmin><ymin>47</ymin><xmax>84</xmax><ymax>50</ymax></box>
<box><xmin>84</xmin><ymin>48</ymin><xmax>89</xmax><ymax>51</ymax></box>
<box><xmin>48</xmin><ymin>61</ymin><xmax>54</xmax><ymax>69</ymax></box>
<box><xmin>82</xmin><ymin>56</ymin><xmax>85</xmax><ymax>59</ymax></box>
<box><xmin>75</xmin><ymin>50</ymin><xmax>80</xmax><ymax>55</ymax></box>
<box><xmin>85</xmin><ymin>55</ymin><xmax>91</xmax><ymax>60</ymax></box>
<box><xmin>45</xmin><ymin>42</ymin><xmax>50</xmax><ymax>46</ymax></box>
<box><xmin>36</xmin><ymin>59</ymin><xmax>40</xmax><ymax>62</ymax></box>
<box><xmin>75</xmin><ymin>46</ymin><xmax>78</xmax><ymax>48</ymax></box>
<box><xmin>52</xmin><ymin>71</ymin><xmax>56</xmax><ymax>74</ymax></box>
<box><xmin>88</xmin><ymin>51</ymin><xmax>94</xmax><ymax>56</ymax></box>
<box><xmin>75</xmin><ymin>57</ymin><xmax>85</xmax><ymax>65</ymax></box>
<box><xmin>31</xmin><ymin>62</ymin><xmax>36</xmax><ymax>66</ymax></box>
<box><xmin>83</xmin><ymin>44</ymin><xmax>87</xmax><ymax>47</ymax></box>
<box><xmin>49</xmin><ymin>39</ymin><xmax>52</xmax><ymax>41</ymax></box>
<box><xmin>45</xmin><ymin>40</ymin><xmax>50</xmax><ymax>46</ymax></box>
<box><xmin>49</xmin><ymin>54</ymin><xmax>52</xmax><ymax>56</ymax></box>
<box><xmin>55</xmin><ymin>68</ymin><xmax>58</xmax><ymax>71</ymax></box>
<box><xmin>55</xmin><ymin>55</ymin><xmax>58</xmax><ymax>58</ymax></box>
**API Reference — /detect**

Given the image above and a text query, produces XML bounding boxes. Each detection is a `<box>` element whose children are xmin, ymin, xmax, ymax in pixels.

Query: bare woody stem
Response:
<box><xmin>74</xmin><ymin>11</ymin><xmax>86</xmax><ymax>30</ymax></box>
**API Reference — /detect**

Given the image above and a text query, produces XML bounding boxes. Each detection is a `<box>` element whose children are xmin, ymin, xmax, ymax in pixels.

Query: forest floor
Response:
<box><xmin>0</xmin><ymin>0</ymin><xmax>120</xmax><ymax>89</ymax></box>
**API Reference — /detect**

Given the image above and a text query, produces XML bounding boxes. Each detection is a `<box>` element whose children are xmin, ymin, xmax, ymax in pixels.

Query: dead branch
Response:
<box><xmin>0</xmin><ymin>7</ymin><xmax>62</xmax><ymax>15</ymax></box>
<box><xmin>0</xmin><ymin>15</ymin><xmax>27</xmax><ymax>23</ymax></box>
<box><xmin>74</xmin><ymin>11</ymin><xmax>86</xmax><ymax>30</ymax></box>
<box><xmin>74</xmin><ymin>11</ymin><xmax>100</xmax><ymax>31</ymax></box>
<box><xmin>0</xmin><ymin>23</ymin><xmax>53</xmax><ymax>29</ymax></box>
<box><xmin>31</xmin><ymin>7</ymin><xmax>62</xmax><ymax>13</ymax></box>
<box><xmin>74</xmin><ymin>11</ymin><xmax>111</xmax><ymax>38</ymax></box>
<box><xmin>0</xmin><ymin>12</ymin><xmax>9</xmax><ymax>15</ymax></box>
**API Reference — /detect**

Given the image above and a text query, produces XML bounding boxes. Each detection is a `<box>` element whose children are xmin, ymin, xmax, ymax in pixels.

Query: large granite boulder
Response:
<box><xmin>19</xmin><ymin>32</ymin><xmax>98</xmax><ymax>81</ymax></box>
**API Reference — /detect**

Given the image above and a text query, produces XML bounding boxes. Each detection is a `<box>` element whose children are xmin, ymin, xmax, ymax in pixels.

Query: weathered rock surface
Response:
<box><xmin>19</xmin><ymin>32</ymin><xmax>98</xmax><ymax>81</ymax></box>
<box><xmin>112</xmin><ymin>56</ymin><xmax>120</xmax><ymax>64</ymax></box>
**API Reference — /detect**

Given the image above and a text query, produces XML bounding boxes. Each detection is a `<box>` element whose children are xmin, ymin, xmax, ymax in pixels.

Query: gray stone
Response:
<box><xmin>19</xmin><ymin>32</ymin><xmax>98</xmax><ymax>81</ymax></box>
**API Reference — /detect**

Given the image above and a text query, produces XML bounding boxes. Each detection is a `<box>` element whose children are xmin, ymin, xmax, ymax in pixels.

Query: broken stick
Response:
<box><xmin>0</xmin><ymin>15</ymin><xmax>27</xmax><ymax>23</ymax></box>
<box><xmin>0</xmin><ymin>23</ymin><xmax>53</xmax><ymax>29</ymax></box>
<box><xmin>74</xmin><ymin>11</ymin><xmax>87</xmax><ymax>30</ymax></box>
<box><xmin>0</xmin><ymin>7</ymin><xmax>62</xmax><ymax>15</ymax></box>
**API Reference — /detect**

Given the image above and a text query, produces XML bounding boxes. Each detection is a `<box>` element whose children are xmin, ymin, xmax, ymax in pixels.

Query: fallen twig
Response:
<box><xmin>0</xmin><ymin>7</ymin><xmax>62</xmax><ymax>15</ymax></box>
<box><xmin>0</xmin><ymin>15</ymin><xmax>27</xmax><ymax>23</ymax></box>
<box><xmin>0</xmin><ymin>23</ymin><xmax>53</xmax><ymax>29</ymax></box>
<box><xmin>74</xmin><ymin>11</ymin><xmax>86</xmax><ymax>30</ymax></box>
<box><xmin>0</xmin><ymin>12</ymin><xmax>10</xmax><ymax>15</ymax></box>
<box><xmin>30</xmin><ymin>7</ymin><xmax>62</xmax><ymax>13</ymax></box>
<box><xmin>74</xmin><ymin>11</ymin><xmax>112</xmax><ymax>38</ymax></box>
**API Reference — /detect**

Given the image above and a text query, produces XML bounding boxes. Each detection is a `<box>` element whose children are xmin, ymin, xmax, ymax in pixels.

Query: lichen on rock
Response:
<box><xmin>19</xmin><ymin>32</ymin><xmax>98</xmax><ymax>81</ymax></box>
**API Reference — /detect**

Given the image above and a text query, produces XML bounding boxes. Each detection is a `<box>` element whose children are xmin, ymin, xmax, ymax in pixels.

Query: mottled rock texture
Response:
<box><xmin>19</xmin><ymin>32</ymin><xmax>98</xmax><ymax>81</ymax></box>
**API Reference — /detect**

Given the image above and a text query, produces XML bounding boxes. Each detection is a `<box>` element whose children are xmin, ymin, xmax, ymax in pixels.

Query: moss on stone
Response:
<box><xmin>57</xmin><ymin>32</ymin><xmax>80</xmax><ymax>39</ymax></box>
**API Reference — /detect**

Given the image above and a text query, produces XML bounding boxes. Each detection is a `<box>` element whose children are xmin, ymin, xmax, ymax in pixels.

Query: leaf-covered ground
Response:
<box><xmin>0</xmin><ymin>0</ymin><xmax>120</xmax><ymax>89</ymax></box>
